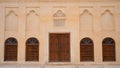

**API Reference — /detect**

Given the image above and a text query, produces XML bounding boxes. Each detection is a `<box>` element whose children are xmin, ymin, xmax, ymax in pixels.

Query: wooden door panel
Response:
<box><xmin>59</xmin><ymin>34</ymin><xmax>70</xmax><ymax>62</ymax></box>
<box><xmin>49</xmin><ymin>33</ymin><xmax>70</xmax><ymax>62</ymax></box>
<box><xmin>49</xmin><ymin>34</ymin><xmax>59</xmax><ymax>62</ymax></box>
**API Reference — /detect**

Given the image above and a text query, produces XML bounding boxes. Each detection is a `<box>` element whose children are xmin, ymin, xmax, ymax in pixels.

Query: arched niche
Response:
<box><xmin>80</xmin><ymin>10</ymin><xmax>93</xmax><ymax>31</ymax></box>
<box><xmin>26</xmin><ymin>10</ymin><xmax>39</xmax><ymax>32</ymax></box>
<box><xmin>101</xmin><ymin>10</ymin><xmax>114</xmax><ymax>31</ymax></box>
<box><xmin>5</xmin><ymin>10</ymin><xmax>18</xmax><ymax>31</ymax></box>
<box><xmin>53</xmin><ymin>10</ymin><xmax>66</xmax><ymax>17</ymax></box>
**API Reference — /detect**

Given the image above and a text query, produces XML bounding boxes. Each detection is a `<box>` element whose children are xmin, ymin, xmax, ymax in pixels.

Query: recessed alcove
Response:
<box><xmin>101</xmin><ymin>10</ymin><xmax>114</xmax><ymax>31</ymax></box>
<box><xmin>80</xmin><ymin>10</ymin><xmax>93</xmax><ymax>31</ymax></box>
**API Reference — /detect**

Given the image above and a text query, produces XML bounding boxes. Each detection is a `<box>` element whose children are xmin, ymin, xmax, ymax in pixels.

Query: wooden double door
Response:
<box><xmin>49</xmin><ymin>33</ymin><xmax>70</xmax><ymax>62</ymax></box>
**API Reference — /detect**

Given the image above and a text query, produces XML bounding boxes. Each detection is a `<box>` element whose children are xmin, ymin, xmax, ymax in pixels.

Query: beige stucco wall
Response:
<box><xmin>0</xmin><ymin>1</ymin><xmax>120</xmax><ymax>66</ymax></box>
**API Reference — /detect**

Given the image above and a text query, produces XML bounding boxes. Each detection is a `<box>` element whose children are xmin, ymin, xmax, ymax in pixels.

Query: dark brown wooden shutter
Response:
<box><xmin>26</xmin><ymin>38</ymin><xmax>39</xmax><ymax>61</ymax></box>
<box><xmin>80</xmin><ymin>38</ymin><xmax>94</xmax><ymax>61</ymax></box>
<box><xmin>4</xmin><ymin>38</ymin><xmax>17</xmax><ymax>61</ymax></box>
<box><xmin>26</xmin><ymin>45</ymin><xmax>39</xmax><ymax>61</ymax></box>
<box><xmin>49</xmin><ymin>33</ymin><xmax>70</xmax><ymax>62</ymax></box>
<box><xmin>102</xmin><ymin>38</ymin><xmax>116</xmax><ymax>61</ymax></box>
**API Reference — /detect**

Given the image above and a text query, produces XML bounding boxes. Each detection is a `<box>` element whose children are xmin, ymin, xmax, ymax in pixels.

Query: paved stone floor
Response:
<box><xmin>0</xmin><ymin>64</ymin><xmax>120</xmax><ymax>68</ymax></box>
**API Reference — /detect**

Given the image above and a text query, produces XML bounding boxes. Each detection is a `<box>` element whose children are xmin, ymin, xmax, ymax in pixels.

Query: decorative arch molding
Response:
<box><xmin>26</xmin><ymin>37</ymin><xmax>39</xmax><ymax>45</ymax></box>
<box><xmin>102</xmin><ymin>37</ymin><xmax>115</xmax><ymax>45</ymax></box>
<box><xmin>80</xmin><ymin>37</ymin><xmax>93</xmax><ymax>45</ymax></box>
<box><xmin>6</xmin><ymin>10</ymin><xmax>18</xmax><ymax>17</ymax></box>
<box><xmin>53</xmin><ymin>10</ymin><xmax>66</xmax><ymax>17</ymax></box>
<box><xmin>80</xmin><ymin>10</ymin><xmax>92</xmax><ymax>16</ymax></box>
<box><xmin>80</xmin><ymin>9</ymin><xmax>93</xmax><ymax>16</ymax></box>
<box><xmin>27</xmin><ymin>10</ymin><xmax>39</xmax><ymax>16</ymax></box>
<box><xmin>5</xmin><ymin>37</ymin><xmax>18</xmax><ymax>45</ymax></box>
<box><xmin>101</xmin><ymin>9</ymin><xmax>113</xmax><ymax>16</ymax></box>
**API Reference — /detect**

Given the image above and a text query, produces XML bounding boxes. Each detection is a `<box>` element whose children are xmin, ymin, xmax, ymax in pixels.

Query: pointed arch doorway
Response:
<box><xmin>49</xmin><ymin>33</ymin><xmax>70</xmax><ymax>62</ymax></box>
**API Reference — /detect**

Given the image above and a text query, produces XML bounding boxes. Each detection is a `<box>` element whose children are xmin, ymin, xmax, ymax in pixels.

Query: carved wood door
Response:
<box><xmin>49</xmin><ymin>33</ymin><xmax>70</xmax><ymax>62</ymax></box>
